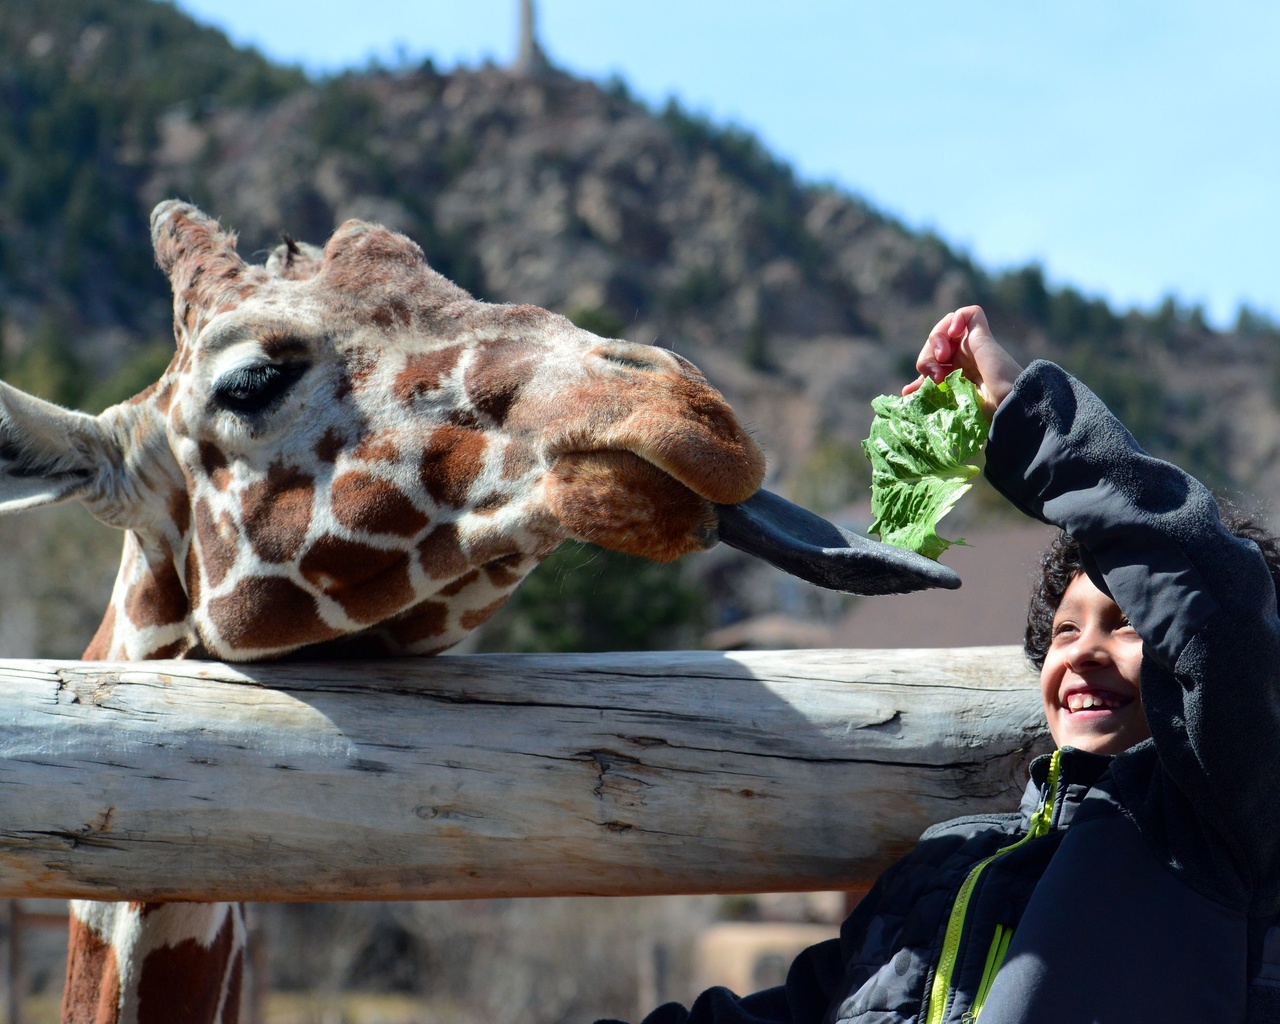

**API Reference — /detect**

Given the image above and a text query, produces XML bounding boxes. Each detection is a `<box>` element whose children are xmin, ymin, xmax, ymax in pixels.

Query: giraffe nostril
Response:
<box><xmin>592</xmin><ymin>342</ymin><xmax>670</xmax><ymax>374</ymax></box>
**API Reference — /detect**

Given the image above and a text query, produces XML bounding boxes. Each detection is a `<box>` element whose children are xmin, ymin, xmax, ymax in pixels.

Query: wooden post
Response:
<box><xmin>0</xmin><ymin>648</ymin><xmax>1047</xmax><ymax>902</ymax></box>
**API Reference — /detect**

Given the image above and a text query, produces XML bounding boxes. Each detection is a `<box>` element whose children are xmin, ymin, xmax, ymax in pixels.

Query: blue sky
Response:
<box><xmin>174</xmin><ymin>0</ymin><xmax>1279</xmax><ymax>329</ymax></box>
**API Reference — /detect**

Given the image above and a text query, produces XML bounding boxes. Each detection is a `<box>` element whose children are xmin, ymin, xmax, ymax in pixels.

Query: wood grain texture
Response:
<box><xmin>0</xmin><ymin>648</ymin><xmax>1048</xmax><ymax>901</ymax></box>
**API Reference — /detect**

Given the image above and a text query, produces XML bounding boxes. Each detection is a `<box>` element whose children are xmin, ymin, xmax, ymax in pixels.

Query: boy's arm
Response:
<box><xmin>984</xmin><ymin>359</ymin><xmax>1280</xmax><ymax>899</ymax></box>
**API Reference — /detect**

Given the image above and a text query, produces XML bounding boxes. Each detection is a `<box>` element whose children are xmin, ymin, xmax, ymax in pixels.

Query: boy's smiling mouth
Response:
<box><xmin>1063</xmin><ymin>687</ymin><xmax>1133</xmax><ymax>713</ymax></box>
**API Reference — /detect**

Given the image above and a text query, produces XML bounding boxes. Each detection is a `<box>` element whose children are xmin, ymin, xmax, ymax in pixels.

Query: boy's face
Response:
<box><xmin>1040</xmin><ymin>572</ymin><xmax>1150</xmax><ymax>755</ymax></box>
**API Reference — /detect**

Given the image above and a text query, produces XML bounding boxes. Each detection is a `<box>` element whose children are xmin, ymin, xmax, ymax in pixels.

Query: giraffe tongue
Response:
<box><xmin>715</xmin><ymin>489</ymin><xmax>961</xmax><ymax>596</ymax></box>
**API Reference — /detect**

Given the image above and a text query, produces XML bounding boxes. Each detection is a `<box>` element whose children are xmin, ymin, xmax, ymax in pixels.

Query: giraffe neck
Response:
<box><xmin>73</xmin><ymin>498</ymin><xmax>236</xmax><ymax>1022</ymax></box>
<box><xmin>82</xmin><ymin>395</ymin><xmax>201</xmax><ymax>661</ymax></box>
<box><xmin>63</xmin><ymin>901</ymin><xmax>245</xmax><ymax>1024</ymax></box>
<box><xmin>83</xmin><ymin>531</ymin><xmax>204</xmax><ymax>661</ymax></box>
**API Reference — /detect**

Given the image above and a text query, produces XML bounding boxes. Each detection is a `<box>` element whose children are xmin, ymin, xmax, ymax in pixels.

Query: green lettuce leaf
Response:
<box><xmin>861</xmin><ymin>369</ymin><xmax>989</xmax><ymax>560</ymax></box>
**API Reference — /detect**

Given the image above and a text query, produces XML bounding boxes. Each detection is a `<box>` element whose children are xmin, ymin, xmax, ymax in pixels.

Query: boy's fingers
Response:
<box><xmin>916</xmin><ymin>306</ymin><xmax>1004</xmax><ymax>394</ymax></box>
<box><xmin>927</xmin><ymin>313</ymin><xmax>956</xmax><ymax>361</ymax></box>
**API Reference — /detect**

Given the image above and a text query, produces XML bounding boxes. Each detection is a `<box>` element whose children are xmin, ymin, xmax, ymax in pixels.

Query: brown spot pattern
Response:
<box><xmin>460</xmin><ymin>595</ymin><xmax>510</xmax><ymax>631</ymax></box>
<box><xmin>355</xmin><ymin>430</ymin><xmax>401</xmax><ymax>464</ymax></box>
<box><xmin>466</xmin><ymin>340</ymin><xmax>539</xmax><ymax>425</ymax></box>
<box><xmin>499</xmin><ymin>304</ymin><xmax>547</xmax><ymax>329</ymax></box>
<box><xmin>199</xmin><ymin>442</ymin><xmax>232</xmax><ymax>491</ymax></box>
<box><xmin>417</xmin><ymin>522</ymin><xmax>469</xmax><ymax>580</ymax></box>
<box><xmin>331</xmin><ymin>472</ymin><xmax>429</xmax><ymax>537</ymax></box>
<box><xmin>209</xmin><ymin>576</ymin><xmax>339</xmax><ymax>650</ymax></box>
<box><xmin>445</xmin><ymin>407</ymin><xmax>481</xmax><ymax>430</ymax></box>
<box><xmin>125</xmin><ymin>378</ymin><xmax>164</xmax><ymax>408</ymax></box>
<box><xmin>458</xmin><ymin>531</ymin><xmax>524</xmax><ymax>568</ymax></box>
<box><xmin>240</xmin><ymin>464</ymin><xmax>315</xmax><ymax>563</ymax></box>
<box><xmin>81</xmin><ymin>603</ymin><xmax>117</xmax><ymax>661</ymax></box>
<box><xmin>194</xmin><ymin>499</ymin><xmax>239</xmax><ymax>589</ymax></box>
<box><xmin>368</xmin><ymin>295</ymin><xmax>413</xmax><ymax>330</ymax></box>
<box><xmin>419</xmin><ymin>426</ymin><xmax>486</xmax><ymax>509</ymax></box>
<box><xmin>125</xmin><ymin>557</ymin><xmax>188</xmax><ymax>629</ymax></box>
<box><xmin>314</xmin><ymin>428</ymin><xmax>345</xmax><ymax>464</ymax></box>
<box><xmin>501</xmin><ymin>440</ymin><xmax>539</xmax><ymax>480</ymax></box>
<box><xmin>61</xmin><ymin>914</ymin><xmax>121</xmax><ymax>1024</ymax></box>
<box><xmin>334</xmin><ymin>351</ymin><xmax>376</xmax><ymax>402</ymax></box>
<box><xmin>300</xmin><ymin>536</ymin><xmax>415</xmax><ymax>624</ymax></box>
<box><xmin>386</xmin><ymin>600</ymin><xmax>450</xmax><ymax>646</ymax></box>
<box><xmin>472</xmin><ymin>492</ymin><xmax>509</xmax><ymax>515</ymax></box>
<box><xmin>135</xmin><ymin>906</ymin><xmax>242</xmax><ymax>1024</ymax></box>
<box><xmin>153</xmin><ymin>379</ymin><xmax>175</xmax><ymax>413</ymax></box>
<box><xmin>148</xmin><ymin>639</ymin><xmax>194</xmax><ymax>660</ymax></box>
<box><xmin>167</xmin><ymin>489</ymin><xmax>191</xmax><ymax>538</ymax></box>
<box><xmin>185</xmin><ymin>541</ymin><xmax>203</xmax><ymax>615</ymax></box>
<box><xmin>221</xmin><ymin>949</ymin><xmax>244</xmax><ymax>1024</ymax></box>
<box><xmin>438</xmin><ymin>569</ymin><xmax>480</xmax><ymax>598</ymax></box>
<box><xmin>392</xmin><ymin>348</ymin><xmax>462</xmax><ymax>405</ymax></box>
<box><xmin>484</xmin><ymin>553</ymin><xmax>528</xmax><ymax>589</ymax></box>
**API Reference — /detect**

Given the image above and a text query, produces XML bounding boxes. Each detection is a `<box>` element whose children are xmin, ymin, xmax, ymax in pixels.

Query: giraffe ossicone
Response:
<box><xmin>0</xmin><ymin>201</ymin><xmax>956</xmax><ymax>1024</ymax></box>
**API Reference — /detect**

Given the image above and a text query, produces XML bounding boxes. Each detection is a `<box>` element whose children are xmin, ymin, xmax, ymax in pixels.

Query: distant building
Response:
<box><xmin>512</xmin><ymin>0</ymin><xmax>553</xmax><ymax>77</ymax></box>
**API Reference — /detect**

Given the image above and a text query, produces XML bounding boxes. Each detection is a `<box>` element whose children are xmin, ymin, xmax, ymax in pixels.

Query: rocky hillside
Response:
<box><xmin>144</xmin><ymin>64</ymin><xmax>1262</xmax><ymax>498</ymax></box>
<box><xmin>2</xmin><ymin>0</ymin><xmax>1280</xmax><ymax>653</ymax></box>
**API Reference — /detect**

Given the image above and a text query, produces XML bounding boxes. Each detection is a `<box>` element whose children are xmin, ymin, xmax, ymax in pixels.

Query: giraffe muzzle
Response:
<box><xmin>716</xmin><ymin>489</ymin><xmax>962</xmax><ymax>596</ymax></box>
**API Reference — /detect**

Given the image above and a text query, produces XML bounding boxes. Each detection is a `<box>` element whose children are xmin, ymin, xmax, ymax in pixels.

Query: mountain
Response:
<box><xmin>1</xmin><ymin>0</ymin><xmax>1279</xmax><ymax>654</ymax></box>
<box><xmin>0</xmin><ymin>0</ymin><xmax>305</xmax><ymax>404</ymax></box>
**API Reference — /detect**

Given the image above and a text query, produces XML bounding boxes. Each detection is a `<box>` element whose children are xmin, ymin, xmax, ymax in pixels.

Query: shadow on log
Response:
<box><xmin>0</xmin><ymin>648</ymin><xmax>1048</xmax><ymax>902</ymax></box>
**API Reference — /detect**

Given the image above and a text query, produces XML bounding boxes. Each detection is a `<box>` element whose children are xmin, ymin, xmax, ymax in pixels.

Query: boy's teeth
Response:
<box><xmin>1067</xmin><ymin>692</ymin><xmax>1121</xmax><ymax>711</ymax></box>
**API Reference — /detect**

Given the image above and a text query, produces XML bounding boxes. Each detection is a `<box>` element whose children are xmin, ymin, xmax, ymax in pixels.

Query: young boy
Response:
<box><xmin>600</xmin><ymin>307</ymin><xmax>1280</xmax><ymax>1023</ymax></box>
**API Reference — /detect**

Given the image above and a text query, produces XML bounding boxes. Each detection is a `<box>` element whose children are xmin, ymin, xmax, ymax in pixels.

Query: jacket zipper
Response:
<box><xmin>966</xmin><ymin>923</ymin><xmax>1013</xmax><ymax>1021</ymax></box>
<box><xmin>923</xmin><ymin>750</ymin><xmax>1061</xmax><ymax>1024</ymax></box>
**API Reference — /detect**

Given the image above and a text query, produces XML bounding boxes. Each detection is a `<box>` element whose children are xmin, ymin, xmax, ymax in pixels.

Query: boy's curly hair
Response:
<box><xmin>1024</xmin><ymin>499</ymin><xmax>1280</xmax><ymax>670</ymax></box>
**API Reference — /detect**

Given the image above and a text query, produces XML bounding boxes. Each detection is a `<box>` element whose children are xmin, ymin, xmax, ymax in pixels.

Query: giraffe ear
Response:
<box><xmin>0</xmin><ymin>381</ymin><xmax>108</xmax><ymax>512</ymax></box>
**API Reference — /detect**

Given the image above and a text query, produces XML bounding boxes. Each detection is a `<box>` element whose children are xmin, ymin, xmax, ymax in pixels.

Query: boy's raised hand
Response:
<box><xmin>903</xmin><ymin>306</ymin><xmax>1023</xmax><ymax>419</ymax></box>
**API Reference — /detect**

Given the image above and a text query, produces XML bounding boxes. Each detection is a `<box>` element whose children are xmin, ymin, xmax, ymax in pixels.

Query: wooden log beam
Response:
<box><xmin>0</xmin><ymin>648</ymin><xmax>1047</xmax><ymax>902</ymax></box>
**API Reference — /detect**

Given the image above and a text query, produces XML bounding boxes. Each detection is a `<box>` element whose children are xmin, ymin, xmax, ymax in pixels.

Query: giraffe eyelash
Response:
<box><xmin>210</xmin><ymin>361</ymin><xmax>308</xmax><ymax>416</ymax></box>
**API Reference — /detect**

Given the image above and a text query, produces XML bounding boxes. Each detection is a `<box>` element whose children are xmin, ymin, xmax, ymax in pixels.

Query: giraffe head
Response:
<box><xmin>0</xmin><ymin>201</ymin><xmax>954</xmax><ymax>661</ymax></box>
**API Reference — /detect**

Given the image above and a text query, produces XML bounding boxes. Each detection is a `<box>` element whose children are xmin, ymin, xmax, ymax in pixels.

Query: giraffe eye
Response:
<box><xmin>212</xmin><ymin>362</ymin><xmax>307</xmax><ymax>415</ymax></box>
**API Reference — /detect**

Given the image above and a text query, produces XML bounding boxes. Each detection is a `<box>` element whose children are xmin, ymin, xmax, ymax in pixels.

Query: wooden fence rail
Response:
<box><xmin>0</xmin><ymin>648</ymin><xmax>1047</xmax><ymax>903</ymax></box>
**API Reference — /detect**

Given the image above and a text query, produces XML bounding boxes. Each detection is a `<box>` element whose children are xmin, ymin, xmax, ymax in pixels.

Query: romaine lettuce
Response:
<box><xmin>861</xmin><ymin>370</ymin><xmax>989</xmax><ymax>560</ymax></box>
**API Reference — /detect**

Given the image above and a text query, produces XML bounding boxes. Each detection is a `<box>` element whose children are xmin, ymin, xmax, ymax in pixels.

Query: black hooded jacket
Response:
<box><xmin>599</xmin><ymin>361</ymin><xmax>1280</xmax><ymax>1024</ymax></box>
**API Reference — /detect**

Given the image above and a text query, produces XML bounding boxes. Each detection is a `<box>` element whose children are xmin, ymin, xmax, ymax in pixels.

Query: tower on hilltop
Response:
<box><xmin>513</xmin><ymin>0</ymin><xmax>553</xmax><ymax>77</ymax></box>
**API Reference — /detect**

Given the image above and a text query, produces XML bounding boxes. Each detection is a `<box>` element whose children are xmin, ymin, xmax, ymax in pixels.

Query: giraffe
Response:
<box><xmin>0</xmin><ymin>200</ymin><xmax>957</xmax><ymax>1024</ymax></box>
